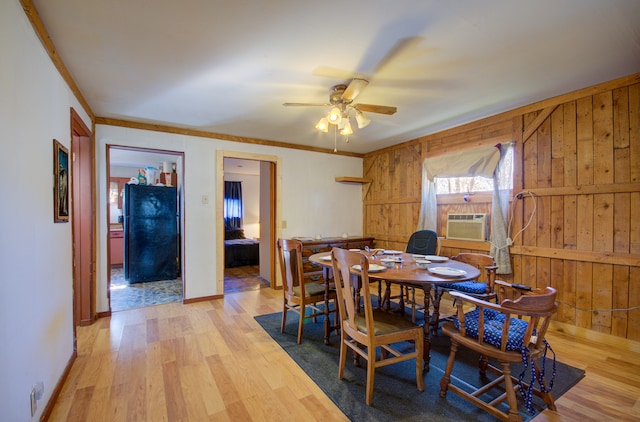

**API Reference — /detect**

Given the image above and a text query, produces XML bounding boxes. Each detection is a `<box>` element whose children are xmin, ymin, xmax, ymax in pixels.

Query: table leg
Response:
<box><xmin>323</xmin><ymin>266</ymin><xmax>331</xmax><ymax>345</ymax></box>
<box><xmin>351</xmin><ymin>274</ymin><xmax>362</xmax><ymax>312</ymax></box>
<box><xmin>421</xmin><ymin>285</ymin><xmax>432</xmax><ymax>369</ymax></box>
<box><xmin>430</xmin><ymin>286</ymin><xmax>444</xmax><ymax>335</ymax></box>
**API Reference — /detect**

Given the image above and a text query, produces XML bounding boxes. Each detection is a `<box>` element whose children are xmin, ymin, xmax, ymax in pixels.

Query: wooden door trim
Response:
<box><xmin>70</xmin><ymin>107</ymin><xmax>95</xmax><ymax>329</ymax></box>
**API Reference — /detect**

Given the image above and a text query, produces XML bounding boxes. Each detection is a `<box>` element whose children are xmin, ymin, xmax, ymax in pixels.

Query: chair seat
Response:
<box><xmin>293</xmin><ymin>282</ymin><xmax>325</xmax><ymax>298</ymax></box>
<box><xmin>454</xmin><ymin>308</ymin><xmax>529</xmax><ymax>351</ymax></box>
<box><xmin>355</xmin><ymin>309</ymin><xmax>420</xmax><ymax>335</ymax></box>
<box><xmin>443</xmin><ymin>281</ymin><xmax>488</xmax><ymax>295</ymax></box>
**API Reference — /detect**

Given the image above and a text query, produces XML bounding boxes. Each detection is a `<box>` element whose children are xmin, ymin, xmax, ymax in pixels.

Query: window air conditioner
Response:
<box><xmin>446</xmin><ymin>213</ymin><xmax>489</xmax><ymax>241</ymax></box>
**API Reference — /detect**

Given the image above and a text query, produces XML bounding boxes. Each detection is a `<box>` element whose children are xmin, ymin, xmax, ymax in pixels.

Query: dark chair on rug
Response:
<box><xmin>277</xmin><ymin>238</ymin><xmax>337</xmax><ymax>344</ymax></box>
<box><xmin>380</xmin><ymin>230</ymin><xmax>439</xmax><ymax>321</ymax></box>
<box><xmin>331</xmin><ymin>247</ymin><xmax>424</xmax><ymax>406</ymax></box>
<box><xmin>439</xmin><ymin>281</ymin><xmax>558</xmax><ymax>422</ymax></box>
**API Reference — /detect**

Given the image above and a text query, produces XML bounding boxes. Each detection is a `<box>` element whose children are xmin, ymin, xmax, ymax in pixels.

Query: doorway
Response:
<box><xmin>107</xmin><ymin>146</ymin><xmax>184</xmax><ymax>311</ymax></box>
<box><xmin>217</xmin><ymin>151</ymin><xmax>281</xmax><ymax>295</ymax></box>
<box><xmin>223</xmin><ymin>157</ymin><xmax>268</xmax><ymax>293</ymax></box>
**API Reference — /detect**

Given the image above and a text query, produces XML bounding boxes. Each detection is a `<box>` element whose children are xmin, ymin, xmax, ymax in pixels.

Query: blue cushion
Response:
<box><xmin>442</xmin><ymin>281</ymin><xmax>488</xmax><ymax>295</ymax></box>
<box><xmin>454</xmin><ymin>308</ymin><xmax>529</xmax><ymax>351</ymax></box>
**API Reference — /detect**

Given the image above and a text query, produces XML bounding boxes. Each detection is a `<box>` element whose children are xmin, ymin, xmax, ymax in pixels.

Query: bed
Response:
<box><xmin>224</xmin><ymin>229</ymin><xmax>259</xmax><ymax>268</ymax></box>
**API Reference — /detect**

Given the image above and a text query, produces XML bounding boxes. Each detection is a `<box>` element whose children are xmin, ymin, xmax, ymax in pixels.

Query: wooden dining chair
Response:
<box><xmin>277</xmin><ymin>238</ymin><xmax>337</xmax><ymax>344</ymax></box>
<box><xmin>439</xmin><ymin>282</ymin><xmax>558</xmax><ymax>422</ymax></box>
<box><xmin>331</xmin><ymin>247</ymin><xmax>424</xmax><ymax>406</ymax></box>
<box><xmin>441</xmin><ymin>252</ymin><xmax>498</xmax><ymax>302</ymax></box>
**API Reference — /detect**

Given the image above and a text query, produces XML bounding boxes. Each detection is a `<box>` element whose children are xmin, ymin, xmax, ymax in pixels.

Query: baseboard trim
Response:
<box><xmin>96</xmin><ymin>310</ymin><xmax>112</xmax><ymax>319</ymax></box>
<box><xmin>184</xmin><ymin>294</ymin><xmax>223</xmax><ymax>304</ymax></box>
<box><xmin>40</xmin><ymin>349</ymin><xmax>77</xmax><ymax>421</ymax></box>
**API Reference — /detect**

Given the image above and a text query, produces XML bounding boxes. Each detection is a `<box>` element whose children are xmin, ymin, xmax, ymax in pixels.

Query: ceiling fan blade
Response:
<box><xmin>312</xmin><ymin>66</ymin><xmax>359</xmax><ymax>81</ymax></box>
<box><xmin>282</xmin><ymin>102</ymin><xmax>330</xmax><ymax>107</ymax></box>
<box><xmin>353</xmin><ymin>103</ymin><xmax>397</xmax><ymax>115</ymax></box>
<box><xmin>342</xmin><ymin>78</ymin><xmax>369</xmax><ymax>103</ymax></box>
<box><xmin>372</xmin><ymin>37</ymin><xmax>423</xmax><ymax>74</ymax></box>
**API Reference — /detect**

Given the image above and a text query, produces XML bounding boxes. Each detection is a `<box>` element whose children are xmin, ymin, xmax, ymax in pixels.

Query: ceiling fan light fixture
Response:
<box><xmin>340</xmin><ymin>120</ymin><xmax>353</xmax><ymax>136</ymax></box>
<box><xmin>337</xmin><ymin>114</ymin><xmax>348</xmax><ymax>130</ymax></box>
<box><xmin>355</xmin><ymin>110</ymin><xmax>371</xmax><ymax>128</ymax></box>
<box><xmin>315</xmin><ymin>117</ymin><xmax>329</xmax><ymax>132</ymax></box>
<box><xmin>328</xmin><ymin>107</ymin><xmax>342</xmax><ymax>125</ymax></box>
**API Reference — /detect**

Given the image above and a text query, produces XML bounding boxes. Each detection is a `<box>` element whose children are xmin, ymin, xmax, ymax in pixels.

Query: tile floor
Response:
<box><xmin>109</xmin><ymin>264</ymin><xmax>268</xmax><ymax>311</ymax></box>
<box><xmin>110</xmin><ymin>266</ymin><xmax>182</xmax><ymax>311</ymax></box>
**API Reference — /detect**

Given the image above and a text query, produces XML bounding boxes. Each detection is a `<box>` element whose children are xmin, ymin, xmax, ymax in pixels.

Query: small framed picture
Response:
<box><xmin>53</xmin><ymin>139</ymin><xmax>70</xmax><ymax>222</ymax></box>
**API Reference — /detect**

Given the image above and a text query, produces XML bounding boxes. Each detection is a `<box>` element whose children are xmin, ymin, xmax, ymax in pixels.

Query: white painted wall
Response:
<box><xmin>96</xmin><ymin>126</ymin><xmax>364</xmax><ymax>308</ymax></box>
<box><xmin>1</xmin><ymin>2</ymin><xmax>92</xmax><ymax>420</ymax></box>
<box><xmin>2</xmin><ymin>3</ymin><xmax>363</xmax><ymax>419</ymax></box>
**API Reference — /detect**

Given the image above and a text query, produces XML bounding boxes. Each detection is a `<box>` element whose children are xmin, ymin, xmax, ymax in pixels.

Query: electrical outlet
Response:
<box><xmin>30</xmin><ymin>388</ymin><xmax>37</xmax><ymax>417</ymax></box>
<box><xmin>201</xmin><ymin>195</ymin><xmax>209</xmax><ymax>204</ymax></box>
<box><xmin>282</xmin><ymin>220</ymin><xmax>287</xmax><ymax>229</ymax></box>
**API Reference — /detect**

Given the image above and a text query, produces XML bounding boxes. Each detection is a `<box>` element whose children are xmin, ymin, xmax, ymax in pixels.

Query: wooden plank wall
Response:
<box><xmin>362</xmin><ymin>73</ymin><xmax>640</xmax><ymax>341</ymax></box>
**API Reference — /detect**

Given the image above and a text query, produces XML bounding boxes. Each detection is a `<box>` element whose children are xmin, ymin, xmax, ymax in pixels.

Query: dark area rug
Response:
<box><xmin>255</xmin><ymin>310</ymin><xmax>585</xmax><ymax>421</ymax></box>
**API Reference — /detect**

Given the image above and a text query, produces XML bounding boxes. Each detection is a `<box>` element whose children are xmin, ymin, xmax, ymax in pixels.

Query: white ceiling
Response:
<box><xmin>33</xmin><ymin>1</ymin><xmax>640</xmax><ymax>154</ymax></box>
<box><xmin>224</xmin><ymin>158</ymin><xmax>261</xmax><ymax>176</ymax></box>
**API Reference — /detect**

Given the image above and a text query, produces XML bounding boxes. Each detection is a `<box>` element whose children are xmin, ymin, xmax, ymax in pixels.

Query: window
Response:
<box><xmin>109</xmin><ymin>181</ymin><xmax>119</xmax><ymax>204</ymax></box>
<box><xmin>418</xmin><ymin>142</ymin><xmax>514</xmax><ymax>274</ymax></box>
<box><xmin>434</xmin><ymin>146</ymin><xmax>513</xmax><ymax>194</ymax></box>
<box><xmin>224</xmin><ymin>181</ymin><xmax>243</xmax><ymax>229</ymax></box>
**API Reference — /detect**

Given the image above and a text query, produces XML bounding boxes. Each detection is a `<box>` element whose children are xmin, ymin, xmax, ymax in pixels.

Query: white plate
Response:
<box><xmin>320</xmin><ymin>255</ymin><xmax>332</xmax><ymax>261</ymax></box>
<box><xmin>423</xmin><ymin>255</ymin><xmax>449</xmax><ymax>262</ymax></box>
<box><xmin>383</xmin><ymin>250</ymin><xmax>403</xmax><ymax>255</ymax></box>
<box><xmin>429</xmin><ymin>266</ymin><xmax>467</xmax><ymax>277</ymax></box>
<box><xmin>352</xmin><ymin>264</ymin><xmax>386</xmax><ymax>273</ymax></box>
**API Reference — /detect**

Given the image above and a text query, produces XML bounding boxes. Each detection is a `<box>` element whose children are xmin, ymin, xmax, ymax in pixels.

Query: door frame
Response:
<box><xmin>70</xmin><ymin>108</ymin><xmax>95</xmax><ymax>334</ymax></box>
<box><xmin>216</xmin><ymin>150</ymin><xmax>282</xmax><ymax>291</ymax></box>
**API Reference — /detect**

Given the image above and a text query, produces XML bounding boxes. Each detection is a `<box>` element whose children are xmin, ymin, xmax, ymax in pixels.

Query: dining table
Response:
<box><xmin>309</xmin><ymin>249</ymin><xmax>481</xmax><ymax>368</ymax></box>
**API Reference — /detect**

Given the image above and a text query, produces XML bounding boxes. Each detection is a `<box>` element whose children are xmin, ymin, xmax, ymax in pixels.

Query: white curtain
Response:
<box><xmin>417</xmin><ymin>164</ymin><xmax>437</xmax><ymax>231</ymax></box>
<box><xmin>489</xmin><ymin>143</ymin><xmax>513</xmax><ymax>274</ymax></box>
<box><xmin>423</xmin><ymin>145</ymin><xmax>501</xmax><ymax>181</ymax></box>
<box><xmin>417</xmin><ymin>143</ymin><xmax>513</xmax><ymax>274</ymax></box>
<box><xmin>418</xmin><ymin>144</ymin><xmax>501</xmax><ymax>231</ymax></box>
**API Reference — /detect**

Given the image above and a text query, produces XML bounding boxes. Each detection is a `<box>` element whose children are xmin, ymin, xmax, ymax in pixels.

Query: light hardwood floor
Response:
<box><xmin>48</xmin><ymin>284</ymin><xmax>640</xmax><ymax>421</ymax></box>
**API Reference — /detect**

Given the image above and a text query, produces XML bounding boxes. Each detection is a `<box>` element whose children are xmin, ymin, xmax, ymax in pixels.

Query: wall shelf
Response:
<box><xmin>335</xmin><ymin>177</ymin><xmax>372</xmax><ymax>184</ymax></box>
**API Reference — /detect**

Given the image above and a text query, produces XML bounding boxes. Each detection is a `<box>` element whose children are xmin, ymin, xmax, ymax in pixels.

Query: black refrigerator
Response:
<box><xmin>123</xmin><ymin>184</ymin><xmax>178</xmax><ymax>283</ymax></box>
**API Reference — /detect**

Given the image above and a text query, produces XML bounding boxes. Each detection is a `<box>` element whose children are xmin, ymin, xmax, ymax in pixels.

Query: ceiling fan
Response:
<box><xmin>283</xmin><ymin>78</ymin><xmax>397</xmax><ymax>116</ymax></box>
<box><xmin>283</xmin><ymin>78</ymin><xmax>396</xmax><ymax>139</ymax></box>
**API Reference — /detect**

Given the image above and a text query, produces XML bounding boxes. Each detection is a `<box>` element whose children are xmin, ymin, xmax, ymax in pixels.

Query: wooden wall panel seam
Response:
<box><xmin>510</xmin><ymin>246</ymin><xmax>640</xmax><ymax>267</ymax></box>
